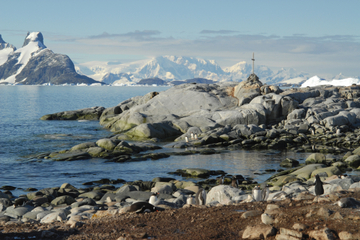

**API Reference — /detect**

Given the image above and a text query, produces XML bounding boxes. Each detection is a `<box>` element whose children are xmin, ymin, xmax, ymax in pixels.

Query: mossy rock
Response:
<box><xmin>305</xmin><ymin>153</ymin><xmax>326</xmax><ymax>164</ymax></box>
<box><xmin>291</xmin><ymin>164</ymin><xmax>326</xmax><ymax>180</ymax></box>
<box><xmin>280</xmin><ymin>158</ymin><xmax>299</xmax><ymax>168</ymax></box>
<box><xmin>184</xmin><ymin>168</ymin><xmax>210</xmax><ymax>178</ymax></box>
<box><xmin>96</xmin><ymin>139</ymin><xmax>118</xmax><ymax>151</ymax></box>
<box><xmin>353</xmin><ymin>146</ymin><xmax>360</xmax><ymax>155</ymax></box>
<box><xmin>70</xmin><ymin>142</ymin><xmax>97</xmax><ymax>151</ymax></box>
<box><xmin>270</xmin><ymin>175</ymin><xmax>299</xmax><ymax>187</ymax></box>
<box><xmin>345</xmin><ymin>155</ymin><xmax>360</xmax><ymax>168</ymax></box>
<box><xmin>174</xmin><ymin>181</ymin><xmax>196</xmax><ymax>189</ymax></box>
<box><xmin>311</xmin><ymin>166</ymin><xmax>342</xmax><ymax>178</ymax></box>
<box><xmin>87</xmin><ymin>147</ymin><xmax>105</xmax><ymax>157</ymax></box>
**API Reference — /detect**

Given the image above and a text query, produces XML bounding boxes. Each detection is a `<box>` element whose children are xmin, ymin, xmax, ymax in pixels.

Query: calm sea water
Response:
<box><xmin>0</xmin><ymin>85</ymin><xmax>313</xmax><ymax>196</ymax></box>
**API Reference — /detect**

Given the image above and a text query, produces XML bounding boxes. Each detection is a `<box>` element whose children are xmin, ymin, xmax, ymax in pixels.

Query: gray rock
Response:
<box><xmin>116</xmin><ymin>185</ymin><xmax>138</xmax><ymax>194</ymax></box>
<box><xmin>41</xmin><ymin>106</ymin><xmax>105</xmax><ymax>120</ymax></box>
<box><xmin>50</xmin><ymin>151</ymin><xmax>91</xmax><ymax>161</ymax></box>
<box><xmin>51</xmin><ymin>195</ymin><xmax>76</xmax><ymax>205</ymax></box>
<box><xmin>4</xmin><ymin>205</ymin><xmax>33</xmax><ymax>219</ymax></box>
<box><xmin>325</xmin><ymin>178</ymin><xmax>354</xmax><ymax>190</ymax></box>
<box><xmin>206</xmin><ymin>185</ymin><xmax>244</xmax><ymax>204</ymax></box>
<box><xmin>0</xmin><ymin>198</ymin><xmax>11</xmax><ymax>208</ymax></box>
<box><xmin>287</xmin><ymin>108</ymin><xmax>306</xmax><ymax>120</ymax></box>
<box><xmin>36</xmin><ymin>211</ymin><xmax>54</xmax><ymax>220</ymax></box>
<box><xmin>71</xmin><ymin>198</ymin><xmax>96</xmax><ymax>208</ymax></box>
<box><xmin>78</xmin><ymin>191</ymin><xmax>104</xmax><ymax>201</ymax></box>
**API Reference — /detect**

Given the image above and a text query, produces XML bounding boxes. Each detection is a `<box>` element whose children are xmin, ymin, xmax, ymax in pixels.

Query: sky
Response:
<box><xmin>1</xmin><ymin>0</ymin><xmax>359</xmax><ymax>77</ymax></box>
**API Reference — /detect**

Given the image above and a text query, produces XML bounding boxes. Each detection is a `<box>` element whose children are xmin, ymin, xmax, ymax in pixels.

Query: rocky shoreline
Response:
<box><xmin>1</xmin><ymin>156</ymin><xmax>360</xmax><ymax>239</ymax></box>
<box><xmin>3</xmin><ymin>75</ymin><xmax>360</xmax><ymax>238</ymax></box>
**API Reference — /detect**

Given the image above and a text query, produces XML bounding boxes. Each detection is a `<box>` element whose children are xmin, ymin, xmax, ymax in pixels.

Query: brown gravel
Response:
<box><xmin>1</xmin><ymin>191</ymin><xmax>360</xmax><ymax>240</ymax></box>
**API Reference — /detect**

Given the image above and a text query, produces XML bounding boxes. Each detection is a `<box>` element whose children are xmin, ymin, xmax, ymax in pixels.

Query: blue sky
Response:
<box><xmin>1</xmin><ymin>0</ymin><xmax>359</xmax><ymax>77</ymax></box>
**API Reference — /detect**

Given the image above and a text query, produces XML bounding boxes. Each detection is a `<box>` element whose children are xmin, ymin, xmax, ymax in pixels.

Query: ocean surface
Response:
<box><xmin>0</xmin><ymin>85</ymin><xmax>314</xmax><ymax>196</ymax></box>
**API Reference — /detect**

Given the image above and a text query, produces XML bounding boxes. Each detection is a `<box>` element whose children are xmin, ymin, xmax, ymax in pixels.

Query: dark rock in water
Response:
<box><xmin>199</xmin><ymin>148</ymin><xmax>218</xmax><ymax>155</ymax></box>
<box><xmin>0</xmin><ymin>186</ymin><xmax>16</xmax><ymax>190</ymax></box>
<box><xmin>152</xmin><ymin>177</ymin><xmax>176</xmax><ymax>182</ymax></box>
<box><xmin>280</xmin><ymin>158</ymin><xmax>299</xmax><ymax>168</ymax></box>
<box><xmin>140</xmin><ymin>152</ymin><xmax>170</xmax><ymax>160</ymax></box>
<box><xmin>110</xmin><ymin>179</ymin><xmax>126</xmax><ymax>184</ymax></box>
<box><xmin>168</xmin><ymin>168</ymin><xmax>226</xmax><ymax>178</ymax></box>
<box><xmin>40</xmin><ymin>106</ymin><xmax>105</xmax><ymax>120</ymax></box>
<box><xmin>82</xmin><ymin>182</ymin><xmax>94</xmax><ymax>186</ymax></box>
<box><xmin>50</xmin><ymin>151</ymin><xmax>91</xmax><ymax>161</ymax></box>
<box><xmin>93</xmin><ymin>178</ymin><xmax>111</xmax><ymax>184</ymax></box>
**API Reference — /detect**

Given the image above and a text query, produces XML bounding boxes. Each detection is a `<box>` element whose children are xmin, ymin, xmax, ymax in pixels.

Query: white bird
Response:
<box><xmin>195</xmin><ymin>188</ymin><xmax>206</xmax><ymax>205</ymax></box>
<box><xmin>261</xmin><ymin>184</ymin><xmax>269</xmax><ymax>201</ymax></box>
<box><xmin>252</xmin><ymin>186</ymin><xmax>262</xmax><ymax>202</ymax></box>
<box><xmin>185</xmin><ymin>136</ymin><xmax>189</xmax><ymax>142</ymax></box>
<box><xmin>186</xmin><ymin>195</ymin><xmax>196</xmax><ymax>205</ymax></box>
<box><xmin>149</xmin><ymin>192</ymin><xmax>160</xmax><ymax>206</ymax></box>
<box><xmin>194</xmin><ymin>133</ymin><xmax>198</xmax><ymax>140</ymax></box>
<box><xmin>190</xmin><ymin>132</ymin><xmax>194</xmax><ymax>140</ymax></box>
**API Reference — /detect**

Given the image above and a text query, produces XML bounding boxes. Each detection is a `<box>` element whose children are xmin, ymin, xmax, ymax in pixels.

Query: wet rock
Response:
<box><xmin>50</xmin><ymin>151</ymin><xmax>91</xmax><ymax>161</ymax></box>
<box><xmin>280</xmin><ymin>158</ymin><xmax>299</xmax><ymax>168</ymax></box>
<box><xmin>40</xmin><ymin>106</ymin><xmax>105</xmax><ymax>120</ymax></box>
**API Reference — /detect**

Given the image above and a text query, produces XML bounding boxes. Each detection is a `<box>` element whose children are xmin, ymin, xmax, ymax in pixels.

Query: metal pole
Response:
<box><xmin>251</xmin><ymin>52</ymin><xmax>255</xmax><ymax>74</ymax></box>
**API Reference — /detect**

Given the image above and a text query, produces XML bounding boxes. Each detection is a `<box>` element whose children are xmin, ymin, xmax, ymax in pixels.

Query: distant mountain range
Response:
<box><xmin>1</xmin><ymin>32</ymin><xmax>356</xmax><ymax>86</ymax></box>
<box><xmin>75</xmin><ymin>55</ymin><xmax>312</xmax><ymax>86</ymax></box>
<box><xmin>0</xmin><ymin>32</ymin><xmax>100</xmax><ymax>85</ymax></box>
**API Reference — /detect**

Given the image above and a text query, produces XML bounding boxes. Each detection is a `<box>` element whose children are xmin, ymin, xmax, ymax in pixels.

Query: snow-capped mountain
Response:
<box><xmin>0</xmin><ymin>32</ymin><xmax>100</xmax><ymax>85</ymax></box>
<box><xmin>75</xmin><ymin>56</ymin><xmax>310</xmax><ymax>85</ymax></box>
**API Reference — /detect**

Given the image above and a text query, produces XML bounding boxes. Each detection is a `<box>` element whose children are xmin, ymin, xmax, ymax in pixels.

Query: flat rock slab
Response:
<box><xmin>51</xmin><ymin>151</ymin><xmax>91</xmax><ymax>161</ymax></box>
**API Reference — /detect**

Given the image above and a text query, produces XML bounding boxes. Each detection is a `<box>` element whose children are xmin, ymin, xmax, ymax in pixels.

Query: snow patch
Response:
<box><xmin>301</xmin><ymin>76</ymin><xmax>360</xmax><ymax>87</ymax></box>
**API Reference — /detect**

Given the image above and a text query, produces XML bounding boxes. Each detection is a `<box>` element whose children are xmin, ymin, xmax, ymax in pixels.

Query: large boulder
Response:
<box><xmin>100</xmin><ymin>83</ymin><xmax>238</xmax><ymax>140</ymax></box>
<box><xmin>206</xmin><ymin>185</ymin><xmax>244</xmax><ymax>204</ymax></box>
<box><xmin>233</xmin><ymin>73</ymin><xmax>262</xmax><ymax>106</ymax></box>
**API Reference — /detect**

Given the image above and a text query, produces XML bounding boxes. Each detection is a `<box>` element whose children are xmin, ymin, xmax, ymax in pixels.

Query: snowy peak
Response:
<box><xmin>0</xmin><ymin>34</ymin><xmax>16</xmax><ymax>51</ymax></box>
<box><xmin>22</xmin><ymin>32</ymin><xmax>46</xmax><ymax>48</ymax></box>
<box><xmin>224</xmin><ymin>61</ymin><xmax>248</xmax><ymax>73</ymax></box>
<box><xmin>136</xmin><ymin>56</ymin><xmax>225</xmax><ymax>80</ymax></box>
<box><xmin>0</xmin><ymin>32</ymin><xmax>98</xmax><ymax>85</ymax></box>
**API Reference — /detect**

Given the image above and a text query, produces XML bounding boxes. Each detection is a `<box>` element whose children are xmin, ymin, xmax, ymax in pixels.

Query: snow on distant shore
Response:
<box><xmin>301</xmin><ymin>76</ymin><xmax>360</xmax><ymax>88</ymax></box>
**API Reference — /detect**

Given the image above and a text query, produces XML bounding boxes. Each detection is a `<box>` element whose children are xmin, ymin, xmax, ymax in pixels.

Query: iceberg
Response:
<box><xmin>301</xmin><ymin>76</ymin><xmax>360</xmax><ymax>88</ymax></box>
